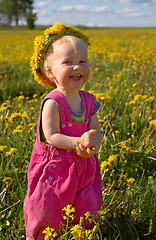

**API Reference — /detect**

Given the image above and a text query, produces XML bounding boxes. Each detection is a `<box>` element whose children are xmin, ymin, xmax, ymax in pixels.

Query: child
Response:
<box><xmin>24</xmin><ymin>22</ymin><xmax>102</xmax><ymax>240</ymax></box>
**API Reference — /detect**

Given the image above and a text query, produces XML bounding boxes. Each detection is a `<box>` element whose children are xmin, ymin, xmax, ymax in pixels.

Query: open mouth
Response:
<box><xmin>70</xmin><ymin>74</ymin><xmax>82</xmax><ymax>80</ymax></box>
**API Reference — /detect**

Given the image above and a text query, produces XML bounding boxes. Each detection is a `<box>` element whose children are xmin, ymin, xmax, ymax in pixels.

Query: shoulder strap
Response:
<box><xmin>36</xmin><ymin>89</ymin><xmax>72</xmax><ymax>146</ymax></box>
<box><xmin>79</xmin><ymin>90</ymin><xmax>96</xmax><ymax>121</ymax></box>
<box><xmin>42</xmin><ymin>89</ymin><xmax>72</xmax><ymax>123</ymax></box>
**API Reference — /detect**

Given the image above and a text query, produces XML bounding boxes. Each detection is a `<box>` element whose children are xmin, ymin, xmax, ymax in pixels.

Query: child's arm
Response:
<box><xmin>88</xmin><ymin>113</ymin><xmax>101</xmax><ymax>150</ymax></box>
<box><xmin>41</xmin><ymin>99</ymin><xmax>80</xmax><ymax>149</ymax></box>
<box><xmin>42</xmin><ymin>99</ymin><xmax>101</xmax><ymax>155</ymax></box>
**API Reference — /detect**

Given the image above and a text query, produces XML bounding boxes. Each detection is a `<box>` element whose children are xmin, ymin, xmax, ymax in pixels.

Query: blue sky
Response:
<box><xmin>33</xmin><ymin>0</ymin><xmax>156</xmax><ymax>27</ymax></box>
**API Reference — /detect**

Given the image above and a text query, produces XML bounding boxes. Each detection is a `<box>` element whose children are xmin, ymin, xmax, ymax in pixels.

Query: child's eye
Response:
<box><xmin>79</xmin><ymin>60</ymin><xmax>87</xmax><ymax>64</ymax></box>
<box><xmin>64</xmin><ymin>61</ymin><xmax>72</xmax><ymax>64</ymax></box>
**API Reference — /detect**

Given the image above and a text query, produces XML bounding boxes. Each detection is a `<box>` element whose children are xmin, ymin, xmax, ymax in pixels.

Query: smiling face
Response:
<box><xmin>44</xmin><ymin>36</ymin><xmax>90</xmax><ymax>92</ymax></box>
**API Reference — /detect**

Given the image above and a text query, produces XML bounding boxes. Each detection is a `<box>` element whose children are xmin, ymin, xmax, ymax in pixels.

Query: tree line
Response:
<box><xmin>0</xmin><ymin>0</ymin><xmax>37</xmax><ymax>29</ymax></box>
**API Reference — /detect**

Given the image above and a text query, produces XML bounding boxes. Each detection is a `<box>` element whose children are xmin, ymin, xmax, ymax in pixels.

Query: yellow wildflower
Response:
<box><xmin>0</xmin><ymin>106</ymin><xmax>7</xmax><ymax>112</ymax></box>
<box><xmin>129</xmin><ymin>100</ymin><xmax>136</xmax><ymax>105</ymax></box>
<box><xmin>98</xmin><ymin>118</ymin><xmax>104</xmax><ymax>123</ymax></box>
<box><xmin>149</xmin><ymin>96</ymin><xmax>155</xmax><ymax>101</ymax></box>
<box><xmin>127</xmin><ymin>178</ymin><xmax>135</xmax><ymax>183</ymax></box>
<box><xmin>100</xmin><ymin>94</ymin><xmax>113</xmax><ymax>102</ymax></box>
<box><xmin>18</xmin><ymin>95</ymin><xmax>25</xmax><ymax>100</ymax></box>
<box><xmin>88</xmin><ymin>90</ymin><xmax>95</xmax><ymax>95</ymax></box>
<box><xmin>9</xmin><ymin>112</ymin><xmax>21</xmax><ymax>122</ymax></box>
<box><xmin>115</xmin><ymin>130</ymin><xmax>120</xmax><ymax>134</ymax></box>
<box><xmin>62</xmin><ymin>204</ymin><xmax>75</xmax><ymax>216</ymax></box>
<box><xmin>149</xmin><ymin>119</ymin><xmax>156</xmax><ymax>127</ymax></box>
<box><xmin>42</xmin><ymin>226</ymin><xmax>57</xmax><ymax>240</ymax></box>
<box><xmin>128</xmin><ymin>138</ymin><xmax>133</xmax><ymax>144</ymax></box>
<box><xmin>120</xmin><ymin>173</ymin><xmax>126</xmax><ymax>178</ymax></box>
<box><xmin>142</xmin><ymin>95</ymin><xmax>148</xmax><ymax>99</ymax></box>
<box><xmin>70</xmin><ymin>224</ymin><xmax>81</xmax><ymax>238</ymax></box>
<box><xmin>28</xmin><ymin>123</ymin><xmax>36</xmax><ymax>127</ymax></box>
<box><xmin>148</xmin><ymin>116</ymin><xmax>152</xmax><ymax>121</ymax></box>
<box><xmin>100</xmin><ymin>161</ymin><xmax>111</xmax><ymax>171</ymax></box>
<box><xmin>6</xmin><ymin>151</ymin><xmax>12</xmax><ymax>156</ymax></box>
<box><xmin>126</xmin><ymin>147</ymin><xmax>130</xmax><ymax>152</ymax></box>
<box><xmin>44</xmin><ymin>22</ymin><xmax>65</xmax><ymax>36</ymax></box>
<box><xmin>34</xmin><ymin>35</ymin><xmax>43</xmax><ymax>49</ymax></box>
<box><xmin>6</xmin><ymin>148</ymin><xmax>18</xmax><ymax>156</ymax></box>
<box><xmin>134</xmin><ymin>94</ymin><xmax>142</xmax><ymax>101</ymax></box>
<box><xmin>3</xmin><ymin>177</ymin><xmax>12</xmax><ymax>182</ymax></box>
<box><xmin>10</xmin><ymin>148</ymin><xmax>18</xmax><ymax>153</ymax></box>
<box><xmin>108</xmin><ymin>155</ymin><xmax>117</xmax><ymax>163</ymax></box>
<box><xmin>143</xmin><ymin>128</ymin><xmax>150</xmax><ymax>135</ymax></box>
<box><xmin>21</xmin><ymin>111</ymin><xmax>28</xmax><ymax>118</ymax></box>
<box><xmin>120</xmin><ymin>141</ymin><xmax>127</xmax><ymax>148</ymax></box>
<box><xmin>33</xmin><ymin>93</ymin><xmax>38</xmax><ymax>99</ymax></box>
<box><xmin>12</xmin><ymin>129</ymin><xmax>23</xmax><ymax>134</ymax></box>
<box><xmin>0</xmin><ymin>145</ymin><xmax>7</xmax><ymax>152</ymax></box>
<box><xmin>131</xmin><ymin>209</ymin><xmax>137</xmax><ymax>215</ymax></box>
<box><xmin>12</xmin><ymin>125</ymin><xmax>23</xmax><ymax>134</ymax></box>
<box><xmin>84</xmin><ymin>212</ymin><xmax>92</xmax><ymax>219</ymax></box>
<box><xmin>132</xmin><ymin>83</ymin><xmax>138</xmax><ymax>87</ymax></box>
<box><xmin>131</xmin><ymin>121</ymin><xmax>135</xmax><ymax>128</ymax></box>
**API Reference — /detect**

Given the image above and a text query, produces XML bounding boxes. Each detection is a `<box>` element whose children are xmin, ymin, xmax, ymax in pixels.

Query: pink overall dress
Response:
<box><xmin>24</xmin><ymin>89</ymin><xmax>102</xmax><ymax>240</ymax></box>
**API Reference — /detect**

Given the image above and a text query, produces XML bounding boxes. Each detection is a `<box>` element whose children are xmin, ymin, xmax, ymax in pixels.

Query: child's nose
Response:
<box><xmin>72</xmin><ymin>64</ymin><xmax>80</xmax><ymax>70</ymax></box>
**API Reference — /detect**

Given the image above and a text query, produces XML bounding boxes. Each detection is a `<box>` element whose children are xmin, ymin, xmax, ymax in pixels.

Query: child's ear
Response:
<box><xmin>45</xmin><ymin>66</ymin><xmax>54</xmax><ymax>80</ymax></box>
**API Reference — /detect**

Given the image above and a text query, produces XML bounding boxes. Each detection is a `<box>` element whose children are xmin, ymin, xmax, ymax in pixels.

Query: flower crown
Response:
<box><xmin>30</xmin><ymin>22</ymin><xmax>90</xmax><ymax>88</ymax></box>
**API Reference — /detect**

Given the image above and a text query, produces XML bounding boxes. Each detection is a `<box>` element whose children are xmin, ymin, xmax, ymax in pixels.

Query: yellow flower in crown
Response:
<box><xmin>44</xmin><ymin>22</ymin><xmax>65</xmax><ymax>36</ymax></box>
<box><xmin>30</xmin><ymin>22</ymin><xmax>90</xmax><ymax>88</ymax></box>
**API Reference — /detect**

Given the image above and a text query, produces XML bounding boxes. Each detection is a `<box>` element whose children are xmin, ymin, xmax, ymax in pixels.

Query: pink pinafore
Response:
<box><xmin>24</xmin><ymin>89</ymin><xmax>102</xmax><ymax>240</ymax></box>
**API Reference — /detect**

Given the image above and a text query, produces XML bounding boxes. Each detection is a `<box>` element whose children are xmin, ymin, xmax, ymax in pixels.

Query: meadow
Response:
<box><xmin>0</xmin><ymin>27</ymin><xmax>156</xmax><ymax>239</ymax></box>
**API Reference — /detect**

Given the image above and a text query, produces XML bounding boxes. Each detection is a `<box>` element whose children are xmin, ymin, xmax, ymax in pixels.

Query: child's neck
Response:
<box><xmin>57</xmin><ymin>86</ymin><xmax>79</xmax><ymax>96</ymax></box>
<box><xmin>57</xmin><ymin>87</ymin><xmax>83</xmax><ymax>114</ymax></box>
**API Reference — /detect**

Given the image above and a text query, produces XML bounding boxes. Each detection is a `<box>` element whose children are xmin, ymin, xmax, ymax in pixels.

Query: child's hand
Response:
<box><xmin>76</xmin><ymin>144</ymin><xmax>97</xmax><ymax>158</ymax></box>
<box><xmin>76</xmin><ymin>129</ymin><xmax>97</xmax><ymax>158</ymax></box>
<box><xmin>80</xmin><ymin>129</ymin><xmax>97</xmax><ymax>149</ymax></box>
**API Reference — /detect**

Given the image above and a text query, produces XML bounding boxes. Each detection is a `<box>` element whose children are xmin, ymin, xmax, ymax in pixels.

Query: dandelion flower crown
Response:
<box><xmin>30</xmin><ymin>22</ymin><xmax>90</xmax><ymax>88</ymax></box>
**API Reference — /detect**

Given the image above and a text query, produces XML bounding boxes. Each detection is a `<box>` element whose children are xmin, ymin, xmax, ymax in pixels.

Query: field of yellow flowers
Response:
<box><xmin>0</xmin><ymin>27</ymin><xmax>156</xmax><ymax>239</ymax></box>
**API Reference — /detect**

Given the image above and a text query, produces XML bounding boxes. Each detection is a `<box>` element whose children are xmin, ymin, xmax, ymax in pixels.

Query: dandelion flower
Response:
<box><xmin>143</xmin><ymin>128</ymin><xmax>150</xmax><ymax>135</ymax></box>
<box><xmin>0</xmin><ymin>145</ymin><xmax>7</xmax><ymax>152</ymax></box>
<box><xmin>108</xmin><ymin>155</ymin><xmax>117</xmax><ymax>163</ymax></box>
<box><xmin>127</xmin><ymin>178</ymin><xmax>135</xmax><ymax>183</ymax></box>
<box><xmin>100</xmin><ymin>161</ymin><xmax>111</xmax><ymax>171</ymax></box>
<box><xmin>120</xmin><ymin>141</ymin><xmax>127</xmax><ymax>149</ymax></box>
<box><xmin>149</xmin><ymin>119</ymin><xmax>156</xmax><ymax>127</ymax></box>
<box><xmin>3</xmin><ymin>177</ymin><xmax>12</xmax><ymax>182</ymax></box>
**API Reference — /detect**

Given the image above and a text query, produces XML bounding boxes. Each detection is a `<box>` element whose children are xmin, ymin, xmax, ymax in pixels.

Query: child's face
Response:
<box><xmin>46</xmin><ymin>36</ymin><xmax>90</xmax><ymax>91</ymax></box>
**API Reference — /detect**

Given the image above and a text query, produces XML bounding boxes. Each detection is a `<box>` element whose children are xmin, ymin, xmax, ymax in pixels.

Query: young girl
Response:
<box><xmin>24</xmin><ymin>22</ymin><xmax>102</xmax><ymax>240</ymax></box>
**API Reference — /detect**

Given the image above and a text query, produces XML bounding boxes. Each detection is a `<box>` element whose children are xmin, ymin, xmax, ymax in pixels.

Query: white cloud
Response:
<box><xmin>36</xmin><ymin>0</ymin><xmax>56</xmax><ymax>8</ymax></box>
<box><xmin>34</xmin><ymin>0</ymin><xmax>156</xmax><ymax>26</ymax></box>
<box><xmin>37</xmin><ymin>1</ymin><xmax>48</xmax><ymax>7</ymax></box>
<box><xmin>55</xmin><ymin>5</ymin><xmax>111</xmax><ymax>13</ymax></box>
<box><xmin>119</xmin><ymin>0</ymin><xmax>156</xmax><ymax>6</ymax></box>
<box><xmin>119</xmin><ymin>7</ymin><xmax>149</xmax><ymax>17</ymax></box>
<box><xmin>55</xmin><ymin>4</ymin><xmax>148</xmax><ymax>17</ymax></box>
<box><xmin>58</xmin><ymin>5</ymin><xmax>90</xmax><ymax>12</ymax></box>
<box><xmin>93</xmin><ymin>6</ymin><xmax>110</xmax><ymax>13</ymax></box>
